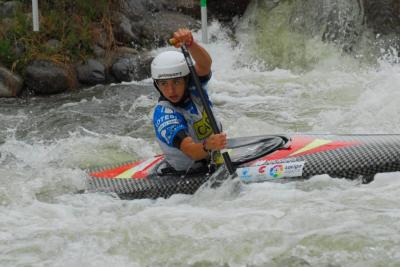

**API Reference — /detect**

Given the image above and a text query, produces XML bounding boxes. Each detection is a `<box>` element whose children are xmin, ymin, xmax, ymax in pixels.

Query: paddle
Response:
<box><xmin>169</xmin><ymin>40</ymin><xmax>236</xmax><ymax>175</ymax></box>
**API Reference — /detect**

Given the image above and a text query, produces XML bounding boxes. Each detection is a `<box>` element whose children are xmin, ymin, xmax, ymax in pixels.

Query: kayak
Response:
<box><xmin>87</xmin><ymin>134</ymin><xmax>400</xmax><ymax>199</ymax></box>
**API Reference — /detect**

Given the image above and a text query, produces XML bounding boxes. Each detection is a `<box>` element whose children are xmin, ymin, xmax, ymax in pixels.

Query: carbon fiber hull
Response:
<box><xmin>87</xmin><ymin>134</ymin><xmax>400</xmax><ymax>199</ymax></box>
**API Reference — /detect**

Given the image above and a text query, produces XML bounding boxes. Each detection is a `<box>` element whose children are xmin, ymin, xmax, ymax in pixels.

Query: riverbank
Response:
<box><xmin>0</xmin><ymin>0</ymin><xmax>250</xmax><ymax>97</ymax></box>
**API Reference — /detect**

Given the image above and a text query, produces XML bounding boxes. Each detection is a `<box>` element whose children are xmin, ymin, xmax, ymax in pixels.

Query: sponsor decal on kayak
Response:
<box><xmin>237</xmin><ymin>161</ymin><xmax>305</xmax><ymax>182</ymax></box>
<box><xmin>268</xmin><ymin>164</ymin><xmax>284</xmax><ymax>178</ymax></box>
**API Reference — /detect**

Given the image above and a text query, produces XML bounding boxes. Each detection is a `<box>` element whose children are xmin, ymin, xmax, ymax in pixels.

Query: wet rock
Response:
<box><xmin>93</xmin><ymin>45</ymin><xmax>106</xmax><ymax>58</ymax></box>
<box><xmin>112</xmin><ymin>54</ymin><xmax>152</xmax><ymax>82</ymax></box>
<box><xmin>286</xmin><ymin>0</ymin><xmax>365</xmax><ymax>53</ymax></box>
<box><xmin>208</xmin><ymin>0</ymin><xmax>252</xmax><ymax>21</ymax></box>
<box><xmin>115</xmin><ymin>46</ymin><xmax>138</xmax><ymax>57</ymax></box>
<box><xmin>289</xmin><ymin>0</ymin><xmax>400</xmax><ymax>38</ymax></box>
<box><xmin>117</xmin><ymin>0</ymin><xmax>149</xmax><ymax>21</ymax></box>
<box><xmin>76</xmin><ymin>59</ymin><xmax>106</xmax><ymax>85</ymax></box>
<box><xmin>321</xmin><ymin>0</ymin><xmax>363</xmax><ymax>53</ymax></box>
<box><xmin>0</xmin><ymin>1</ymin><xmax>21</xmax><ymax>18</ymax></box>
<box><xmin>112</xmin><ymin>12</ymin><xmax>138</xmax><ymax>44</ymax></box>
<box><xmin>93</xmin><ymin>27</ymin><xmax>110</xmax><ymax>49</ymax></box>
<box><xmin>154</xmin><ymin>0</ymin><xmax>252</xmax><ymax>21</ymax></box>
<box><xmin>363</xmin><ymin>0</ymin><xmax>400</xmax><ymax>35</ymax></box>
<box><xmin>0</xmin><ymin>67</ymin><xmax>22</xmax><ymax>97</ymax></box>
<box><xmin>46</xmin><ymin>39</ymin><xmax>61</xmax><ymax>49</ymax></box>
<box><xmin>113</xmin><ymin>12</ymin><xmax>199</xmax><ymax>48</ymax></box>
<box><xmin>137</xmin><ymin>55</ymin><xmax>153</xmax><ymax>80</ymax></box>
<box><xmin>140</xmin><ymin>11</ymin><xmax>200</xmax><ymax>47</ymax></box>
<box><xmin>25</xmin><ymin>60</ymin><xmax>77</xmax><ymax>94</ymax></box>
<box><xmin>110</xmin><ymin>0</ymin><xmax>252</xmax><ymax>60</ymax></box>
<box><xmin>112</xmin><ymin>57</ymin><xmax>137</xmax><ymax>82</ymax></box>
<box><xmin>45</xmin><ymin>39</ymin><xmax>61</xmax><ymax>52</ymax></box>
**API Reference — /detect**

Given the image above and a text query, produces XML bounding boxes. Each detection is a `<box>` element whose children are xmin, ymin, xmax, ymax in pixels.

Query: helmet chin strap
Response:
<box><xmin>153</xmin><ymin>80</ymin><xmax>163</xmax><ymax>96</ymax></box>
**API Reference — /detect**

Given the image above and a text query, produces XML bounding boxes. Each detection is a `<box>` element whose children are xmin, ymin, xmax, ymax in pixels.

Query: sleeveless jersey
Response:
<box><xmin>153</xmin><ymin>74</ymin><xmax>220</xmax><ymax>171</ymax></box>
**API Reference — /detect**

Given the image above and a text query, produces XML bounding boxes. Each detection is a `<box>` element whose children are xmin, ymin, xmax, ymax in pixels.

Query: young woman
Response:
<box><xmin>151</xmin><ymin>28</ymin><xmax>226</xmax><ymax>171</ymax></box>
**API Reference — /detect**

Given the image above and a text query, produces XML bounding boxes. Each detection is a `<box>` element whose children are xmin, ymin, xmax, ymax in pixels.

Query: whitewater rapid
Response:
<box><xmin>1</xmin><ymin>22</ymin><xmax>400</xmax><ymax>266</ymax></box>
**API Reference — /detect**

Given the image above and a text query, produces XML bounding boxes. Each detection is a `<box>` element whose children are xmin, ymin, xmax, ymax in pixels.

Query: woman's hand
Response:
<box><xmin>172</xmin><ymin>28</ymin><xmax>194</xmax><ymax>48</ymax></box>
<box><xmin>169</xmin><ymin>27</ymin><xmax>211</xmax><ymax>76</ymax></box>
<box><xmin>204</xmin><ymin>133</ymin><xmax>227</xmax><ymax>151</ymax></box>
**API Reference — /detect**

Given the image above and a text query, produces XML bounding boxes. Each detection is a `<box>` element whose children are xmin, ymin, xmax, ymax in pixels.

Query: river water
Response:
<box><xmin>1</xmin><ymin>15</ymin><xmax>400</xmax><ymax>267</ymax></box>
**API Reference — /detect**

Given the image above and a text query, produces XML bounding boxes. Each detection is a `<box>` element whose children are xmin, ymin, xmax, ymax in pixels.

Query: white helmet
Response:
<box><xmin>151</xmin><ymin>51</ymin><xmax>190</xmax><ymax>80</ymax></box>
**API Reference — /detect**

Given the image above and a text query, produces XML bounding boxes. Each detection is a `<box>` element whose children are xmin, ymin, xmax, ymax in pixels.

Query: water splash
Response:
<box><xmin>236</xmin><ymin>0</ymin><xmax>398</xmax><ymax>71</ymax></box>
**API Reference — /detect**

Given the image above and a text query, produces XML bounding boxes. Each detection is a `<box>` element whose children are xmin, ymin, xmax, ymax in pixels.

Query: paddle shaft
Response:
<box><xmin>180</xmin><ymin>45</ymin><xmax>235</xmax><ymax>175</ymax></box>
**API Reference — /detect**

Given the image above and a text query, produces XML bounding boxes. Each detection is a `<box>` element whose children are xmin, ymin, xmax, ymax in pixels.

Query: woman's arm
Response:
<box><xmin>180</xmin><ymin>133</ymin><xmax>227</xmax><ymax>161</ymax></box>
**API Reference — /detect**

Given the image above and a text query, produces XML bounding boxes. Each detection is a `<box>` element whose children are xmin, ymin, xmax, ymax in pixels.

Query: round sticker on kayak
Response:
<box><xmin>270</xmin><ymin>164</ymin><xmax>284</xmax><ymax>178</ymax></box>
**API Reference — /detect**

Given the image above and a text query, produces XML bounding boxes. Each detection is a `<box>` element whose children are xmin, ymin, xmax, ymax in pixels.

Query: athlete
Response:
<box><xmin>151</xmin><ymin>28</ymin><xmax>227</xmax><ymax>171</ymax></box>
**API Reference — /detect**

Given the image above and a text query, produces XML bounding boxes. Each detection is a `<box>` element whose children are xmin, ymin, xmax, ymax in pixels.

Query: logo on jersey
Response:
<box><xmin>162</xmin><ymin>107</ymin><xmax>174</xmax><ymax>114</ymax></box>
<box><xmin>161</xmin><ymin>130</ymin><xmax>168</xmax><ymax>142</ymax></box>
<box><xmin>193</xmin><ymin>110</ymin><xmax>212</xmax><ymax>140</ymax></box>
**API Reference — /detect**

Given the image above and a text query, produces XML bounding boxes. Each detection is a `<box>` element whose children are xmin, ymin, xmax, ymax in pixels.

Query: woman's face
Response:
<box><xmin>157</xmin><ymin>77</ymin><xmax>186</xmax><ymax>103</ymax></box>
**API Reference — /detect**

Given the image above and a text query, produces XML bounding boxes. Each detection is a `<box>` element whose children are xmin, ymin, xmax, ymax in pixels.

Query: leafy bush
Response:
<box><xmin>0</xmin><ymin>39</ymin><xmax>17</xmax><ymax>67</ymax></box>
<box><xmin>0</xmin><ymin>0</ymin><xmax>114</xmax><ymax>71</ymax></box>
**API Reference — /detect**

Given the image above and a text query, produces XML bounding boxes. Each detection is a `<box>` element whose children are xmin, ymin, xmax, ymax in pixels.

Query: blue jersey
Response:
<box><xmin>153</xmin><ymin>73</ymin><xmax>212</xmax><ymax>147</ymax></box>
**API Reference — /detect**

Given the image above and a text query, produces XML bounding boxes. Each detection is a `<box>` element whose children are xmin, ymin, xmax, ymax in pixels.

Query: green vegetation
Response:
<box><xmin>0</xmin><ymin>0</ymin><xmax>115</xmax><ymax>72</ymax></box>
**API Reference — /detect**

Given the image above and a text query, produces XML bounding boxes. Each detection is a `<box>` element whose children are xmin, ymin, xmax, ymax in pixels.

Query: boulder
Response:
<box><xmin>112</xmin><ymin>57</ymin><xmax>137</xmax><ymax>82</ymax></box>
<box><xmin>76</xmin><ymin>59</ymin><xmax>106</xmax><ymax>85</ymax></box>
<box><xmin>363</xmin><ymin>0</ymin><xmax>400</xmax><ymax>35</ymax></box>
<box><xmin>112</xmin><ymin>54</ymin><xmax>152</xmax><ymax>82</ymax></box>
<box><xmin>147</xmin><ymin>0</ymin><xmax>252</xmax><ymax>21</ymax></box>
<box><xmin>93</xmin><ymin>45</ymin><xmax>106</xmax><ymax>58</ymax></box>
<box><xmin>286</xmin><ymin>0</ymin><xmax>400</xmax><ymax>53</ymax></box>
<box><xmin>0</xmin><ymin>67</ymin><xmax>22</xmax><ymax>97</ymax></box>
<box><xmin>113</xmin><ymin>10</ymin><xmax>199</xmax><ymax>47</ymax></box>
<box><xmin>46</xmin><ymin>39</ymin><xmax>61</xmax><ymax>50</ymax></box>
<box><xmin>208</xmin><ymin>0</ymin><xmax>252</xmax><ymax>21</ymax></box>
<box><xmin>115</xmin><ymin>46</ymin><xmax>138</xmax><ymax>57</ymax></box>
<box><xmin>140</xmin><ymin>11</ymin><xmax>200</xmax><ymax>47</ymax></box>
<box><xmin>24</xmin><ymin>60</ymin><xmax>77</xmax><ymax>94</ymax></box>
<box><xmin>117</xmin><ymin>0</ymin><xmax>152</xmax><ymax>21</ymax></box>
<box><xmin>112</xmin><ymin>12</ymin><xmax>139</xmax><ymax>44</ymax></box>
<box><xmin>0</xmin><ymin>1</ymin><xmax>21</xmax><ymax>18</ymax></box>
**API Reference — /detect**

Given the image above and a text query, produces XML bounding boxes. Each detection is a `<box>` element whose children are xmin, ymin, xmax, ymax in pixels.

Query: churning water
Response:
<box><xmin>1</xmin><ymin>11</ymin><xmax>400</xmax><ymax>267</ymax></box>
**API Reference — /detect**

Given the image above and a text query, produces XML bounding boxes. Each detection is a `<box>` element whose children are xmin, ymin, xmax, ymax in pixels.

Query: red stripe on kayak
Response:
<box><xmin>132</xmin><ymin>156</ymin><xmax>164</xmax><ymax>179</ymax></box>
<box><xmin>90</xmin><ymin>161</ymin><xmax>144</xmax><ymax>178</ymax></box>
<box><xmin>254</xmin><ymin>136</ymin><xmax>360</xmax><ymax>162</ymax></box>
